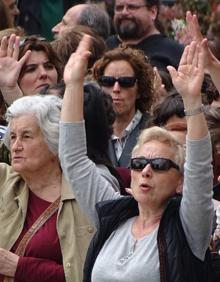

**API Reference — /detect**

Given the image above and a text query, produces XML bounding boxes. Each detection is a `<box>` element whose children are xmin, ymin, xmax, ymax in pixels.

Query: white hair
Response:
<box><xmin>4</xmin><ymin>95</ymin><xmax>61</xmax><ymax>155</ymax></box>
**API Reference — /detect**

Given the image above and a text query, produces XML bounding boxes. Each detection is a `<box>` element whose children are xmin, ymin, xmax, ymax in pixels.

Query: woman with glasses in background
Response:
<box><xmin>60</xmin><ymin>36</ymin><xmax>214</xmax><ymax>282</ymax></box>
<box><xmin>93</xmin><ymin>46</ymin><xmax>155</xmax><ymax>168</ymax></box>
<box><xmin>0</xmin><ymin>34</ymin><xmax>61</xmax><ymax>105</ymax></box>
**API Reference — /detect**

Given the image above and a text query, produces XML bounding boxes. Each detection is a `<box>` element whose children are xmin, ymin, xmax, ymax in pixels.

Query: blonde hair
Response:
<box><xmin>132</xmin><ymin>126</ymin><xmax>185</xmax><ymax>173</ymax></box>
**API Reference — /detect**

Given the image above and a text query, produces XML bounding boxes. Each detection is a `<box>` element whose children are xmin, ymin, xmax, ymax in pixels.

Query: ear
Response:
<box><xmin>175</xmin><ymin>176</ymin><xmax>183</xmax><ymax>194</ymax></box>
<box><xmin>149</xmin><ymin>5</ymin><xmax>158</xmax><ymax>21</ymax></box>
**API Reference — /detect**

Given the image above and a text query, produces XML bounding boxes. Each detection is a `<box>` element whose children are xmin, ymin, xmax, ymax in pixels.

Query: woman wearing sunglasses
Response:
<box><xmin>92</xmin><ymin>46</ymin><xmax>155</xmax><ymax>168</ymax></box>
<box><xmin>60</xmin><ymin>36</ymin><xmax>213</xmax><ymax>282</ymax></box>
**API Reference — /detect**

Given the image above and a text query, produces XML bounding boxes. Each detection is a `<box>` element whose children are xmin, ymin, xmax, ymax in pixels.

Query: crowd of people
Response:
<box><xmin>1</xmin><ymin>0</ymin><xmax>220</xmax><ymax>282</ymax></box>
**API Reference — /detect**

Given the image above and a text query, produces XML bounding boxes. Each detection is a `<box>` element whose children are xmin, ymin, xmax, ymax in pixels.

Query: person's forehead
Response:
<box><xmin>115</xmin><ymin>0</ymin><xmax>146</xmax><ymax>5</ymax></box>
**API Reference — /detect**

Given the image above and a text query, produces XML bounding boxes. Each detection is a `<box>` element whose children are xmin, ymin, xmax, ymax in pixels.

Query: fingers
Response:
<box><xmin>19</xmin><ymin>50</ymin><xmax>31</xmax><ymax>67</ymax></box>
<box><xmin>186</xmin><ymin>41</ymin><xmax>197</xmax><ymax>66</ymax></box>
<box><xmin>179</xmin><ymin>44</ymin><xmax>189</xmax><ymax>66</ymax></box>
<box><xmin>0</xmin><ymin>36</ymin><xmax>8</xmax><ymax>57</ymax></box>
<box><xmin>0</xmin><ymin>34</ymin><xmax>20</xmax><ymax>59</ymax></box>
<box><xmin>167</xmin><ymin>66</ymin><xmax>177</xmax><ymax>81</ymax></box>
<box><xmin>12</xmin><ymin>36</ymin><xmax>21</xmax><ymax>60</ymax></box>
<box><xmin>76</xmin><ymin>34</ymin><xmax>92</xmax><ymax>59</ymax></box>
<box><xmin>7</xmin><ymin>34</ymin><xmax>16</xmax><ymax>57</ymax></box>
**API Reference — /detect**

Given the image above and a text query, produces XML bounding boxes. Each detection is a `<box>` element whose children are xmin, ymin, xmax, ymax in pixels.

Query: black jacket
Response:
<box><xmin>108</xmin><ymin>112</ymin><xmax>150</xmax><ymax>168</ymax></box>
<box><xmin>83</xmin><ymin>196</ymin><xmax>211</xmax><ymax>282</ymax></box>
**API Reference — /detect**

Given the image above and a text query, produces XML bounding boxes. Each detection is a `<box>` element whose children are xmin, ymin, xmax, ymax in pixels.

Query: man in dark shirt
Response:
<box><xmin>106</xmin><ymin>0</ymin><xmax>184</xmax><ymax>70</ymax></box>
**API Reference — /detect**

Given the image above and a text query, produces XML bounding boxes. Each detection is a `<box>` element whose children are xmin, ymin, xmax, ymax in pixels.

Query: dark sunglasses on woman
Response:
<box><xmin>98</xmin><ymin>76</ymin><xmax>137</xmax><ymax>88</ymax></box>
<box><xmin>130</xmin><ymin>157</ymin><xmax>180</xmax><ymax>171</ymax></box>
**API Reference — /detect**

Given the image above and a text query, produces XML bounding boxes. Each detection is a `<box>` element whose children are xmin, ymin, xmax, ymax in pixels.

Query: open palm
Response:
<box><xmin>167</xmin><ymin>41</ymin><xmax>205</xmax><ymax>101</ymax></box>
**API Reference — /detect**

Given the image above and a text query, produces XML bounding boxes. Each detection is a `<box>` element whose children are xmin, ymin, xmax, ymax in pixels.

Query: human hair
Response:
<box><xmin>132</xmin><ymin>126</ymin><xmax>185</xmax><ymax>173</ymax></box>
<box><xmin>151</xmin><ymin>90</ymin><xmax>185</xmax><ymax>126</ymax></box>
<box><xmin>51</xmin><ymin>25</ymin><xmax>106</xmax><ymax>72</ymax></box>
<box><xmin>0</xmin><ymin>0</ymin><xmax>13</xmax><ymax>30</ymax></box>
<box><xmin>83</xmin><ymin>81</ymin><xmax>115</xmax><ymax>165</ymax></box>
<box><xmin>0</xmin><ymin>27</ymin><xmax>25</xmax><ymax>41</ymax></box>
<box><xmin>4</xmin><ymin>95</ymin><xmax>61</xmax><ymax>155</ymax></box>
<box><xmin>93</xmin><ymin>46</ymin><xmax>155</xmax><ymax>112</ymax></box>
<box><xmin>18</xmin><ymin>36</ymin><xmax>62</xmax><ymax>81</ymax></box>
<box><xmin>78</xmin><ymin>4</ymin><xmax>110</xmax><ymax>39</ymax></box>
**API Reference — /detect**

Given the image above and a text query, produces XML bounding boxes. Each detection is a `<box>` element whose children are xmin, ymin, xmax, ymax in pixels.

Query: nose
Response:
<box><xmin>112</xmin><ymin>81</ymin><xmax>121</xmax><ymax>93</ymax></box>
<box><xmin>141</xmin><ymin>163</ymin><xmax>153</xmax><ymax>178</ymax></box>
<box><xmin>11</xmin><ymin>137</ymin><xmax>23</xmax><ymax>152</ymax></box>
<box><xmin>13</xmin><ymin>6</ymin><xmax>20</xmax><ymax>16</ymax></box>
<box><xmin>52</xmin><ymin>22</ymin><xmax>61</xmax><ymax>34</ymax></box>
<box><xmin>39</xmin><ymin>66</ymin><xmax>48</xmax><ymax>79</ymax></box>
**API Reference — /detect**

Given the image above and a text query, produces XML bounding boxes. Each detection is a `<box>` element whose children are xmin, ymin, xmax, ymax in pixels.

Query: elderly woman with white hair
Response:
<box><xmin>0</xmin><ymin>95</ymin><xmax>95</xmax><ymax>282</ymax></box>
<box><xmin>59</xmin><ymin>36</ymin><xmax>214</xmax><ymax>281</ymax></box>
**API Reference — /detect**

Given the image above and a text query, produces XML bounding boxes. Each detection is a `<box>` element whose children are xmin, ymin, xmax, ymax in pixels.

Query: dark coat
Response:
<box><xmin>83</xmin><ymin>196</ymin><xmax>212</xmax><ymax>282</ymax></box>
<box><xmin>108</xmin><ymin>112</ymin><xmax>150</xmax><ymax>168</ymax></box>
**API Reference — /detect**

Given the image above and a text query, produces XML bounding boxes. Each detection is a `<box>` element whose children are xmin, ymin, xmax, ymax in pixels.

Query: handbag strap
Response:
<box><xmin>3</xmin><ymin>196</ymin><xmax>61</xmax><ymax>282</ymax></box>
<box><xmin>15</xmin><ymin>196</ymin><xmax>61</xmax><ymax>256</ymax></box>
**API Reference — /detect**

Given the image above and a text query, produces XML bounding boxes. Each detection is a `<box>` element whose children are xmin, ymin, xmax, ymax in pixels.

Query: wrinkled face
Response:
<box><xmin>101</xmin><ymin>60</ymin><xmax>139</xmax><ymax>119</ymax></box>
<box><xmin>114</xmin><ymin>0</ymin><xmax>157</xmax><ymax>40</ymax></box>
<box><xmin>131</xmin><ymin>140</ymin><xmax>182</xmax><ymax>210</ymax></box>
<box><xmin>52</xmin><ymin>4</ymin><xmax>86</xmax><ymax>38</ymax></box>
<box><xmin>18</xmin><ymin>51</ymin><xmax>58</xmax><ymax>96</ymax></box>
<box><xmin>10</xmin><ymin>114</ymin><xmax>56</xmax><ymax>175</ymax></box>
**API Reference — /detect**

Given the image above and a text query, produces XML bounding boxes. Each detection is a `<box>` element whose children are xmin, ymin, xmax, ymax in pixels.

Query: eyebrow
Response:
<box><xmin>10</xmin><ymin>129</ymin><xmax>33</xmax><ymax>135</ymax></box>
<box><xmin>24</xmin><ymin>60</ymin><xmax>51</xmax><ymax>67</ymax></box>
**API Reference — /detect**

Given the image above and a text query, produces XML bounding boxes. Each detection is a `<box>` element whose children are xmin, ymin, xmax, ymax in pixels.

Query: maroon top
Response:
<box><xmin>0</xmin><ymin>191</ymin><xmax>65</xmax><ymax>282</ymax></box>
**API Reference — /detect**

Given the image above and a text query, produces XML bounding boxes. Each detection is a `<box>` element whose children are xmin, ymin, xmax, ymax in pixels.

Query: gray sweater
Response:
<box><xmin>59</xmin><ymin>121</ymin><xmax>214</xmax><ymax>282</ymax></box>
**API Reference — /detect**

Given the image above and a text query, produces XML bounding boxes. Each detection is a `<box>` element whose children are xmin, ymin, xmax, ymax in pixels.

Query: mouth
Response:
<box><xmin>139</xmin><ymin>183</ymin><xmax>152</xmax><ymax>192</ymax></box>
<box><xmin>113</xmin><ymin>98</ymin><xmax>123</xmax><ymax>103</ymax></box>
<box><xmin>36</xmin><ymin>84</ymin><xmax>50</xmax><ymax>90</ymax></box>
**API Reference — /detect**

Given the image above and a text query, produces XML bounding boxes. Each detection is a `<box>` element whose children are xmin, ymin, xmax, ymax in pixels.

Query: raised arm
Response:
<box><xmin>168</xmin><ymin>42</ymin><xmax>213</xmax><ymax>260</ymax></box>
<box><xmin>59</xmin><ymin>36</ymin><xmax>120</xmax><ymax>227</ymax></box>
<box><xmin>167</xmin><ymin>41</ymin><xmax>207</xmax><ymax>139</ymax></box>
<box><xmin>0</xmin><ymin>34</ymin><xmax>31</xmax><ymax>105</ymax></box>
<box><xmin>185</xmin><ymin>11</ymin><xmax>220</xmax><ymax>93</ymax></box>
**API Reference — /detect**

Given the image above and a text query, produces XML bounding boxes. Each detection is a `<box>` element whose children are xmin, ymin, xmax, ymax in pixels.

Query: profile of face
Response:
<box><xmin>113</xmin><ymin>0</ymin><xmax>158</xmax><ymax>40</ymax></box>
<box><xmin>4</xmin><ymin>0</ymin><xmax>20</xmax><ymax>23</ymax></box>
<box><xmin>130</xmin><ymin>140</ymin><xmax>182</xmax><ymax>209</ymax></box>
<box><xmin>101</xmin><ymin>59</ymin><xmax>139</xmax><ymax>119</ymax></box>
<box><xmin>18</xmin><ymin>51</ymin><xmax>58</xmax><ymax>96</ymax></box>
<box><xmin>52</xmin><ymin>4</ymin><xmax>86</xmax><ymax>38</ymax></box>
<box><xmin>10</xmin><ymin>114</ymin><xmax>56</xmax><ymax>176</ymax></box>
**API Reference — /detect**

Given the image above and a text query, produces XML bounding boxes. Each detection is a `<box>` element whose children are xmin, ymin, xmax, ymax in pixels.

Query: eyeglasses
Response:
<box><xmin>98</xmin><ymin>76</ymin><xmax>137</xmax><ymax>88</ymax></box>
<box><xmin>130</xmin><ymin>157</ymin><xmax>180</xmax><ymax>171</ymax></box>
<box><xmin>115</xmin><ymin>3</ymin><xmax>147</xmax><ymax>13</ymax></box>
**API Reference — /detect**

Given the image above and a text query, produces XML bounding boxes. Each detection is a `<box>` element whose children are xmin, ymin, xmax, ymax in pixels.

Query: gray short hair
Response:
<box><xmin>79</xmin><ymin>4</ymin><xmax>110</xmax><ymax>39</ymax></box>
<box><xmin>132</xmin><ymin>126</ymin><xmax>185</xmax><ymax>173</ymax></box>
<box><xmin>4</xmin><ymin>95</ymin><xmax>61</xmax><ymax>155</ymax></box>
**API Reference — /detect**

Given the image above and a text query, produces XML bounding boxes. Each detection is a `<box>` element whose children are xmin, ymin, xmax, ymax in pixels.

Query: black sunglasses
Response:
<box><xmin>130</xmin><ymin>157</ymin><xmax>180</xmax><ymax>172</ymax></box>
<box><xmin>98</xmin><ymin>76</ymin><xmax>137</xmax><ymax>88</ymax></box>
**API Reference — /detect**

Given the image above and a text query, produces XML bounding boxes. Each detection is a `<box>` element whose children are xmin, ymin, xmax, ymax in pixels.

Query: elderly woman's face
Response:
<box><xmin>18</xmin><ymin>51</ymin><xmax>58</xmax><ymax>96</ymax></box>
<box><xmin>131</xmin><ymin>140</ymin><xmax>182</xmax><ymax>210</ymax></box>
<box><xmin>9</xmin><ymin>114</ymin><xmax>56</xmax><ymax>175</ymax></box>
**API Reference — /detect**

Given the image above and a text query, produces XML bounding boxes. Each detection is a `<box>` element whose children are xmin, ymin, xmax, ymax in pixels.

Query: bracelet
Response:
<box><xmin>184</xmin><ymin>104</ymin><xmax>204</xmax><ymax>116</ymax></box>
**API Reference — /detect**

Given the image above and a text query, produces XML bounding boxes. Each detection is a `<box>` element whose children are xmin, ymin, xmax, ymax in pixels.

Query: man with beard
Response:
<box><xmin>106</xmin><ymin>0</ymin><xmax>184</xmax><ymax>70</ymax></box>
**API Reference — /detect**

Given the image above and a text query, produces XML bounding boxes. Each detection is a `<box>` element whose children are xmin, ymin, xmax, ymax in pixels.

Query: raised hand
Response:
<box><xmin>63</xmin><ymin>34</ymin><xmax>91</xmax><ymax>88</ymax></box>
<box><xmin>61</xmin><ymin>35</ymin><xmax>92</xmax><ymax>122</ymax></box>
<box><xmin>167</xmin><ymin>41</ymin><xmax>205</xmax><ymax>107</ymax></box>
<box><xmin>0</xmin><ymin>34</ymin><xmax>31</xmax><ymax>88</ymax></box>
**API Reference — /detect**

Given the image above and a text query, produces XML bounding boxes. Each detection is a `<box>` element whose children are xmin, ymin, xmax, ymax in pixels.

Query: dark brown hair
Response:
<box><xmin>93</xmin><ymin>46</ymin><xmax>155</xmax><ymax>112</ymax></box>
<box><xmin>19</xmin><ymin>36</ymin><xmax>62</xmax><ymax>81</ymax></box>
